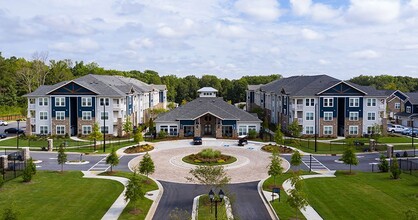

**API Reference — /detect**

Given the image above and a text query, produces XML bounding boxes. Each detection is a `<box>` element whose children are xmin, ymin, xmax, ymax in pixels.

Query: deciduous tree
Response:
<box><xmin>341</xmin><ymin>148</ymin><xmax>358</xmax><ymax>174</ymax></box>
<box><xmin>268</xmin><ymin>151</ymin><xmax>284</xmax><ymax>187</ymax></box>
<box><xmin>139</xmin><ymin>153</ymin><xmax>155</xmax><ymax>177</ymax></box>
<box><xmin>106</xmin><ymin>148</ymin><xmax>119</xmax><ymax>172</ymax></box>
<box><xmin>57</xmin><ymin>143</ymin><xmax>67</xmax><ymax>173</ymax></box>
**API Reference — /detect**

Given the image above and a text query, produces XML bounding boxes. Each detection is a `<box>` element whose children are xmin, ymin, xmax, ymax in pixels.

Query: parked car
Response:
<box><xmin>0</xmin><ymin>120</ymin><xmax>8</xmax><ymax>126</ymax></box>
<box><xmin>238</xmin><ymin>136</ymin><xmax>248</xmax><ymax>146</ymax></box>
<box><xmin>402</xmin><ymin>128</ymin><xmax>412</xmax><ymax>135</ymax></box>
<box><xmin>387</xmin><ymin>124</ymin><xmax>405</xmax><ymax>133</ymax></box>
<box><xmin>7</xmin><ymin>151</ymin><xmax>23</xmax><ymax>161</ymax></box>
<box><xmin>0</xmin><ymin>133</ymin><xmax>6</xmax><ymax>139</ymax></box>
<box><xmin>4</xmin><ymin>128</ymin><xmax>24</xmax><ymax>134</ymax></box>
<box><xmin>409</xmin><ymin>128</ymin><xmax>418</xmax><ymax>137</ymax></box>
<box><xmin>193</xmin><ymin>136</ymin><xmax>202</xmax><ymax>145</ymax></box>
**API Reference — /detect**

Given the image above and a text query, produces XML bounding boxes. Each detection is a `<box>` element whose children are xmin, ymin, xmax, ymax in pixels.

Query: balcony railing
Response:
<box><xmin>29</xmin><ymin>104</ymin><xmax>36</xmax><ymax>109</ymax></box>
<box><xmin>30</xmin><ymin>118</ymin><xmax>36</xmax><ymax>124</ymax></box>
<box><xmin>297</xmin><ymin>118</ymin><xmax>303</xmax><ymax>124</ymax></box>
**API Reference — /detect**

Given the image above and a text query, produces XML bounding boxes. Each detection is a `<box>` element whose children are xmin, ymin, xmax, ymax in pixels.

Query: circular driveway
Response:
<box><xmin>129</xmin><ymin>139</ymin><xmax>289</xmax><ymax>184</ymax></box>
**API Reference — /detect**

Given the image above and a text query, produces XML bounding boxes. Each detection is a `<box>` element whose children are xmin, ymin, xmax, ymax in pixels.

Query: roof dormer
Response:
<box><xmin>197</xmin><ymin>87</ymin><xmax>218</xmax><ymax>97</ymax></box>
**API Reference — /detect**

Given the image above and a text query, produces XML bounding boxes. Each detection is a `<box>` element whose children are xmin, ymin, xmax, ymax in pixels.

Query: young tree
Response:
<box><xmin>274</xmin><ymin>124</ymin><xmax>284</xmax><ymax>146</ymax></box>
<box><xmin>390</xmin><ymin>157</ymin><xmax>401</xmax><ymax>179</ymax></box>
<box><xmin>106</xmin><ymin>148</ymin><xmax>119</xmax><ymax>172</ymax></box>
<box><xmin>378</xmin><ymin>154</ymin><xmax>389</xmax><ymax>172</ymax></box>
<box><xmin>186</xmin><ymin>165</ymin><xmax>231</xmax><ymax>190</ymax></box>
<box><xmin>139</xmin><ymin>153</ymin><xmax>155</xmax><ymax>177</ymax></box>
<box><xmin>123</xmin><ymin>116</ymin><xmax>133</xmax><ymax>138</ymax></box>
<box><xmin>268</xmin><ymin>151</ymin><xmax>284</xmax><ymax>187</ymax></box>
<box><xmin>2</xmin><ymin>206</ymin><xmax>19</xmax><ymax>220</ymax></box>
<box><xmin>287</xmin><ymin>172</ymin><xmax>308</xmax><ymax>219</ymax></box>
<box><xmin>88</xmin><ymin>122</ymin><xmax>102</xmax><ymax>151</ymax></box>
<box><xmin>57</xmin><ymin>143</ymin><xmax>67</xmax><ymax>173</ymax></box>
<box><xmin>22</xmin><ymin>158</ymin><xmax>36</xmax><ymax>182</ymax></box>
<box><xmin>124</xmin><ymin>172</ymin><xmax>145</xmax><ymax>213</ymax></box>
<box><xmin>133</xmin><ymin>128</ymin><xmax>144</xmax><ymax>144</ymax></box>
<box><xmin>288</xmin><ymin>120</ymin><xmax>303</xmax><ymax>137</ymax></box>
<box><xmin>341</xmin><ymin>147</ymin><xmax>358</xmax><ymax>174</ymax></box>
<box><xmin>290</xmin><ymin>151</ymin><xmax>302</xmax><ymax>171</ymax></box>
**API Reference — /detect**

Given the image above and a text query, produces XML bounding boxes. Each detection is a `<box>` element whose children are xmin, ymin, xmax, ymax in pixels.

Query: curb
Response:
<box><xmin>191</xmin><ymin>195</ymin><xmax>234</xmax><ymax>220</ymax></box>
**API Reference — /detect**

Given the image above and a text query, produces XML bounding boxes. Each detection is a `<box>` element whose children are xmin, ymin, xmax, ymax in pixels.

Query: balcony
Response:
<box><xmin>297</xmin><ymin>118</ymin><xmax>303</xmax><ymax>124</ymax></box>
<box><xmin>113</xmin><ymin>104</ymin><xmax>123</xmax><ymax>110</ymax></box>
<box><xmin>29</xmin><ymin>104</ymin><xmax>36</xmax><ymax>109</ymax></box>
<box><xmin>30</xmin><ymin>118</ymin><xmax>36</xmax><ymax>124</ymax></box>
<box><xmin>290</xmin><ymin>104</ymin><xmax>304</xmax><ymax>111</ymax></box>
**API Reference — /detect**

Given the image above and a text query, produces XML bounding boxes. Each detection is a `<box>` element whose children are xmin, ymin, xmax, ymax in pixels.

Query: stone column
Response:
<box><xmin>216</xmin><ymin>125</ymin><xmax>222</xmax><ymax>138</ymax></box>
<box><xmin>26</xmin><ymin>118</ymin><xmax>32</xmax><ymax>135</ymax></box>
<box><xmin>117</xmin><ymin>118</ymin><xmax>123</xmax><ymax>137</ymax></box>
<box><xmin>387</xmin><ymin>144</ymin><xmax>394</xmax><ymax>158</ymax></box>
<box><xmin>22</xmin><ymin>147</ymin><xmax>30</xmax><ymax>160</ymax></box>
<box><xmin>179</xmin><ymin>128</ymin><xmax>184</xmax><ymax>138</ymax></box>
<box><xmin>48</xmin><ymin>139</ymin><xmax>54</xmax><ymax>152</ymax></box>
<box><xmin>0</xmin><ymin>155</ymin><xmax>8</xmax><ymax>169</ymax></box>
<box><xmin>232</xmin><ymin>129</ymin><xmax>238</xmax><ymax>138</ymax></box>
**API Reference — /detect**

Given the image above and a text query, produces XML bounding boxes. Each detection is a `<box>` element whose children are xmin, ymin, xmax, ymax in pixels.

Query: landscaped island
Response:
<box><xmin>182</xmin><ymin>148</ymin><xmax>237</xmax><ymax>165</ymax></box>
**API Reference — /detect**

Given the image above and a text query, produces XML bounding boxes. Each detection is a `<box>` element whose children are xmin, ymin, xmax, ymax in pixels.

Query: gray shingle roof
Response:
<box><xmin>24</xmin><ymin>74</ymin><xmax>165</xmax><ymax>97</ymax></box>
<box><xmin>155</xmin><ymin>97</ymin><xmax>261</xmax><ymax>122</ymax></box>
<box><xmin>248</xmin><ymin>84</ymin><xmax>263</xmax><ymax>91</ymax></box>
<box><xmin>346</xmin><ymin>83</ymin><xmax>388</xmax><ymax>97</ymax></box>
<box><xmin>406</xmin><ymin>92</ymin><xmax>418</xmax><ymax>104</ymax></box>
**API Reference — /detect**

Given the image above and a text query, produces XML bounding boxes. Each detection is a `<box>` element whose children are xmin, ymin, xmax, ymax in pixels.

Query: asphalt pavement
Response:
<box><xmin>0</xmin><ymin>121</ymin><xmax>26</xmax><ymax>135</ymax></box>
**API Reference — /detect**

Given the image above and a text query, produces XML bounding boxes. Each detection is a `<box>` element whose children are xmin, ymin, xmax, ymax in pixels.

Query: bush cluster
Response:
<box><xmin>187</xmin><ymin>148</ymin><xmax>231</xmax><ymax>163</ymax></box>
<box><xmin>124</xmin><ymin>144</ymin><xmax>154</xmax><ymax>153</ymax></box>
<box><xmin>262</xmin><ymin>144</ymin><xmax>293</xmax><ymax>153</ymax></box>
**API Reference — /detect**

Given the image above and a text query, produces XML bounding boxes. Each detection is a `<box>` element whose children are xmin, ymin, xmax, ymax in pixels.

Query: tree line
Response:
<box><xmin>0</xmin><ymin>52</ymin><xmax>280</xmax><ymax>115</ymax></box>
<box><xmin>349</xmin><ymin>75</ymin><xmax>418</xmax><ymax>92</ymax></box>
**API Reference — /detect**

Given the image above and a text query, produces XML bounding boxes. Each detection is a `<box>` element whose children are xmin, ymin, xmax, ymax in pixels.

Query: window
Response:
<box><xmin>238</xmin><ymin>126</ymin><xmax>247</xmax><ymax>136</ymax></box>
<box><xmin>349</xmin><ymin>112</ymin><xmax>359</xmax><ymax>121</ymax></box>
<box><xmin>40</xmin><ymin>111</ymin><xmax>48</xmax><ymax>120</ymax></box>
<box><xmin>56</xmin><ymin>111</ymin><xmax>65</xmax><ymax>120</ymax></box>
<box><xmin>367</xmin><ymin>112</ymin><xmax>376</xmax><ymax>121</ymax></box>
<box><xmin>305</xmin><ymin>112</ymin><xmax>314</xmax><ymax>121</ymax></box>
<box><xmin>395</xmin><ymin>103</ymin><xmax>400</xmax><ymax>109</ymax></box>
<box><xmin>160</xmin><ymin>126</ymin><xmax>168</xmax><ymax>133</ymax></box>
<box><xmin>323</xmin><ymin>98</ymin><xmax>333</xmax><ymax>107</ymax></box>
<box><xmin>305</xmin><ymin>126</ymin><xmax>314</xmax><ymax>134</ymax></box>
<box><xmin>305</xmin><ymin>99</ymin><xmax>314</xmax><ymax>106</ymax></box>
<box><xmin>55</xmin><ymin>97</ymin><xmax>65</xmax><ymax>106</ymax></box>
<box><xmin>56</xmin><ymin>125</ymin><xmax>65</xmax><ymax>135</ymax></box>
<box><xmin>29</xmin><ymin>98</ymin><xmax>35</xmax><ymax>104</ymax></box>
<box><xmin>82</xmin><ymin>97</ymin><xmax>92</xmax><ymax>107</ymax></box>
<box><xmin>349</xmin><ymin>126</ymin><xmax>358</xmax><ymax>135</ymax></box>
<box><xmin>82</xmin><ymin>111</ymin><xmax>92</xmax><ymax>120</ymax></box>
<box><xmin>100</xmin><ymin>98</ymin><xmax>109</xmax><ymax>106</ymax></box>
<box><xmin>349</xmin><ymin>98</ymin><xmax>359</xmax><ymax>107</ymax></box>
<box><xmin>40</xmin><ymin>126</ymin><xmax>48</xmax><ymax>135</ymax></box>
<box><xmin>82</xmin><ymin>125</ymin><xmax>92</xmax><ymax>135</ymax></box>
<box><xmin>367</xmin><ymin>98</ymin><xmax>376</xmax><ymax>107</ymax></box>
<box><xmin>169</xmin><ymin>126</ymin><xmax>178</xmax><ymax>136</ymax></box>
<box><xmin>324</xmin><ymin>112</ymin><xmax>333</xmax><ymax>121</ymax></box>
<box><xmin>101</xmin><ymin>126</ymin><xmax>109</xmax><ymax>134</ymax></box>
<box><xmin>406</xmin><ymin>106</ymin><xmax>411</xmax><ymax>113</ymax></box>
<box><xmin>39</xmin><ymin>97</ymin><xmax>48</xmax><ymax>106</ymax></box>
<box><xmin>324</xmin><ymin>126</ymin><xmax>333</xmax><ymax>135</ymax></box>
<box><xmin>367</xmin><ymin>126</ymin><xmax>374</xmax><ymax>134</ymax></box>
<box><xmin>101</xmin><ymin>112</ymin><xmax>108</xmax><ymax>120</ymax></box>
<box><xmin>248</xmin><ymin>126</ymin><xmax>256</xmax><ymax>131</ymax></box>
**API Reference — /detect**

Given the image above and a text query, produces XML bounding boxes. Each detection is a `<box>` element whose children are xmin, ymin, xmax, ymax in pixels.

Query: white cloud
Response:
<box><xmin>290</xmin><ymin>0</ymin><xmax>311</xmax><ymax>16</ymax></box>
<box><xmin>235</xmin><ymin>0</ymin><xmax>281</xmax><ymax>21</ymax></box>
<box><xmin>215</xmin><ymin>23</ymin><xmax>249</xmax><ymax>38</ymax></box>
<box><xmin>349</xmin><ymin>49</ymin><xmax>380</xmax><ymax>59</ymax></box>
<box><xmin>128</xmin><ymin>38</ymin><xmax>154</xmax><ymax>50</ymax></box>
<box><xmin>157</xmin><ymin>25</ymin><xmax>181</xmax><ymax>38</ymax></box>
<box><xmin>319</xmin><ymin>59</ymin><xmax>330</xmax><ymax>65</ymax></box>
<box><xmin>50</xmin><ymin>38</ymin><xmax>100</xmax><ymax>53</ymax></box>
<box><xmin>290</xmin><ymin>0</ymin><xmax>341</xmax><ymax>22</ymax></box>
<box><xmin>347</xmin><ymin>0</ymin><xmax>400</xmax><ymax>24</ymax></box>
<box><xmin>301</xmin><ymin>28</ymin><xmax>323</xmax><ymax>40</ymax></box>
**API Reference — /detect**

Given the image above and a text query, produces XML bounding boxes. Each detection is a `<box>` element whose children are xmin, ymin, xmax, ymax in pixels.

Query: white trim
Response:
<box><xmin>46</xmin><ymin>80</ymin><xmax>99</xmax><ymax>95</ymax></box>
<box><xmin>316</xmin><ymin>81</ymin><xmax>368</xmax><ymax>95</ymax></box>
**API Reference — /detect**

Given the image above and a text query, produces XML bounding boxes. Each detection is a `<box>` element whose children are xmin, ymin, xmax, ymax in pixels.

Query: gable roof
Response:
<box><xmin>406</xmin><ymin>92</ymin><xmax>418</xmax><ymax>104</ymax></box>
<box><xmin>24</xmin><ymin>74</ymin><xmax>166</xmax><ymax>97</ymax></box>
<box><xmin>155</xmin><ymin>97</ymin><xmax>261</xmax><ymax>122</ymax></box>
<box><xmin>198</xmin><ymin>87</ymin><xmax>218</xmax><ymax>92</ymax></box>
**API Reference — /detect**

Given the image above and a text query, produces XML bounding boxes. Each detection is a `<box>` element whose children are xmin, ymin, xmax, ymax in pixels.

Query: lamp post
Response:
<box><xmin>209</xmin><ymin>189</ymin><xmax>224</xmax><ymax>220</ymax></box>
<box><xmin>17</xmin><ymin>119</ymin><xmax>21</xmax><ymax>149</ymax></box>
<box><xmin>314</xmin><ymin>103</ymin><xmax>318</xmax><ymax>152</ymax></box>
<box><xmin>103</xmin><ymin>99</ymin><xmax>106</xmax><ymax>153</ymax></box>
<box><xmin>412</xmin><ymin>118</ymin><xmax>415</xmax><ymax>157</ymax></box>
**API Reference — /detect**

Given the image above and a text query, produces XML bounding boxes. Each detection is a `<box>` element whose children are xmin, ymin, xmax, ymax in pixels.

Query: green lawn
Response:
<box><xmin>0</xmin><ymin>171</ymin><xmax>123</xmax><ymax>219</ymax></box>
<box><xmin>66</xmin><ymin>140</ymin><xmax>136</xmax><ymax>154</ymax></box>
<box><xmin>263</xmin><ymin>171</ymin><xmax>309</xmax><ymax>220</ymax></box>
<box><xmin>198</xmin><ymin>195</ymin><xmax>228</xmax><ymax>220</ymax></box>
<box><xmin>0</xmin><ymin>137</ymin><xmax>86</xmax><ymax>148</ymax></box>
<box><xmin>100</xmin><ymin>171</ymin><xmax>159</xmax><ymax>220</ymax></box>
<box><xmin>334</xmin><ymin>136</ymin><xmax>414</xmax><ymax>144</ymax></box>
<box><xmin>304</xmin><ymin>171</ymin><xmax>418</xmax><ymax>220</ymax></box>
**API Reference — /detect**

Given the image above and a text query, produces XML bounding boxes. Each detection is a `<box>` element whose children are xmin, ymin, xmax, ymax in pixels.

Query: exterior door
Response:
<box><xmin>204</xmin><ymin>124</ymin><xmax>212</xmax><ymax>135</ymax></box>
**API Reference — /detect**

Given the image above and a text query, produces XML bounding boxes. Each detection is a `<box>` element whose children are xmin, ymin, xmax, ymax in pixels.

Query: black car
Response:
<box><xmin>0</xmin><ymin>133</ymin><xmax>6</xmax><ymax>139</ymax></box>
<box><xmin>4</xmin><ymin>128</ymin><xmax>24</xmax><ymax>134</ymax></box>
<box><xmin>193</xmin><ymin>136</ymin><xmax>202</xmax><ymax>145</ymax></box>
<box><xmin>7</xmin><ymin>151</ymin><xmax>23</xmax><ymax>161</ymax></box>
<box><xmin>238</xmin><ymin>136</ymin><xmax>248</xmax><ymax>146</ymax></box>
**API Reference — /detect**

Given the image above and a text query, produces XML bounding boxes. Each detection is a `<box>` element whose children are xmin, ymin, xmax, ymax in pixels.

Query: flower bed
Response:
<box><xmin>124</xmin><ymin>144</ymin><xmax>154</xmax><ymax>153</ymax></box>
<box><xmin>261</xmin><ymin>144</ymin><xmax>294</xmax><ymax>153</ymax></box>
<box><xmin>182</xmin><ymin>148</ymin><xmax>237</xmax><ymax>165</ymax></box>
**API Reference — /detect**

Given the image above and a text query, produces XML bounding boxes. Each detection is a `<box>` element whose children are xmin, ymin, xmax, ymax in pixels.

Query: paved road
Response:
<box><xmin>0</xmin><ymin>121</ymin><xmax>26</xmax><ymax>137</ymax></box>
<box><xmin>153</xmin><ymin>181</ymin><xmax>271</xmax><ymax>220</ymax></box>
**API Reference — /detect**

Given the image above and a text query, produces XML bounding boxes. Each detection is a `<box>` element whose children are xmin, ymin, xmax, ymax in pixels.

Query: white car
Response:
<box><xmin>0</xmin><ymin>120</ymin><xmax>8</xmax><ymax>126</ymax></box>
<box><xmin>387</xmin><ymin>124</ymin><xmax>404</xmax><ymax>133</ymax></box>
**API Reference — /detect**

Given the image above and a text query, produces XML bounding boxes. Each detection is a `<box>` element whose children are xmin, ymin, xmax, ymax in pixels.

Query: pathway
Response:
<box><xmin>87</xmin><ymin>155</ymin><xmax>124</xmax><ymax>172</ymax></box>
<box><xmin>301</xmin><ymin>155</ymin><xmax>331</xmax><ymax>173</ymax></box>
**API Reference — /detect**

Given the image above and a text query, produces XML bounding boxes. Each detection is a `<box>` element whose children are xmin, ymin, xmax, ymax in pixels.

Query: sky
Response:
<box><xmin>1</xmin><ymin>0</ymin><xmax>418</xmax><ymax>80</ymax></box>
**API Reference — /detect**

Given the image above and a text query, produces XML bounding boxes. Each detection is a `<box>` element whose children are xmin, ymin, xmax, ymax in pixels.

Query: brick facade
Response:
<box><xmin>319</xmin><ymin>118</ymin><xmax>338</xmax><ymax>138</ymax></box>
<box><xmin>77</xmin><ymin>117</ymin><xmax>95</xmax><ymax>136</ymax></box>
<box><xmin>344</xmin><ymin>118</ymin><xmax>363</xmax><ymax>138</ymax></box>
<box><xmin>51</xmin><ymin>118</ymin><xmax>70</xmax><ymax>136</ymax></box>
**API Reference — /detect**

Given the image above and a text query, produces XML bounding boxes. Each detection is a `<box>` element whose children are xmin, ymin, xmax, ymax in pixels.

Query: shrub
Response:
<box><xmin>248</xmin><ymin>130</ymin><xmax>257</xmax><ymax>139</ymax></box>
<box><xmin>199</xmin><ymin>148</ymin><xmax>221</xmax><ymax>159</ymax></box>
<box><xmin>378</xmin><ymin>154</ymin><xmax>389</xmax><ymax>172</ymax></box>
<box><xmin>3</xmin><ymin>207</ymin><xmax>19</xmax><ymax>220</ymax></box>
<box><xmin>158</xmin><ymin>130</ymin><xmax>167</xmax><ymax>138</ymax></box>
<box><xmin>403</xmin><ymin>151</ymin><xmax>409</xmax><ymax>157</ymax></box>
<box><xmin>217</xmin><ymin>159</ymin><xmax>225</xmax><ymax>163</ymax></box>
<box><xmin>194</xmin><ymin>159</ymin><xmax>202</xmax><ymax>163</ymax></box>
<box><xmin>390</xmin><ymin>157</ymin><xmax>401</xmax><ymax>179</ymax></box>
<box><xmin>22</xmin><ymin>158</ymin><xmax>36</xmax><ymax>182</ymax></box>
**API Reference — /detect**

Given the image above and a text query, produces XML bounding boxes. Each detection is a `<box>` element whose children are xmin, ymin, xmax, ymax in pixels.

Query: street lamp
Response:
<box><xmin>17</xmin><ymin>119</ymin><xmax>21</xmax><ymax>149</ymax></box>
<box><xmin>412</xmin><ymin>117</ymin><xmax>415</xmax><ymax>157</ymax></box>
<box><xmin>209</xmin><ymin>189</ymin><xmax>224</xmax><ymax>220</ymax></box>
<box><xmin>103</xmin><ymin>99</ymin><xmax>106</xmax><ymax>153</ymax></box>
<box><xmin>314</xmin><ymin>103</ymin><xmax>318</xmax><ymax>152</ymax></box>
